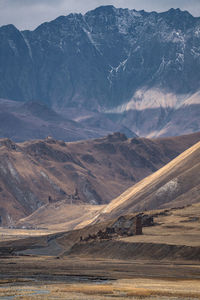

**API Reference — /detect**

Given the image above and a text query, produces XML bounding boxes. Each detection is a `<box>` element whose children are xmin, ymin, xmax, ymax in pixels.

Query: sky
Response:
<box><xmin>0</xmin><ymin>0</ymin><xmax>200</xmax><ymax>30</ymax></box>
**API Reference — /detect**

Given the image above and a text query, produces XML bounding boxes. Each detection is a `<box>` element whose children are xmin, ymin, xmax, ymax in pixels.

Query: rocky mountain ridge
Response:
<box><xmin>1</xmin><ymin>6</ymin><xmax>200</xmax><ymax>107</ymax></box>
<box><xmin>0</xmin><ymin>6</ymin><xmax>200</xmax><ymax>138</ymax></box>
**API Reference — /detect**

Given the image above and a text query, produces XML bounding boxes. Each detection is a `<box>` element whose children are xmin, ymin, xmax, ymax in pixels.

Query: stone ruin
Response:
<box><xmin>80</xmin><ymin>214</ymin><xmax>154</xmax><ymax>242</ymax></box>
<box><xmin>67</xmin><ymin>188</ymin><xmax>80</xmax><ymax>203</ymax></box>
<box><xmin>72</xmin><ymin>188</ymin><xmax>80</xmax><ymax>200</ymax></box>
<box><xmin>142</xmin><ymin>214</ymin><xmax>154</xmax><ymax>227</ymax></box>
<box><xmin>48</xmin><ymin>188</ymin><xmax>80</xmax><ymax>204</ymax></box>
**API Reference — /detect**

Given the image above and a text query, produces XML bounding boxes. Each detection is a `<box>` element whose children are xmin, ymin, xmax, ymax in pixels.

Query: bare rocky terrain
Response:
<box><xmin>0</xmin><ymin>131</ymin><xmax>200</xmax><ymax>226</ymax></box>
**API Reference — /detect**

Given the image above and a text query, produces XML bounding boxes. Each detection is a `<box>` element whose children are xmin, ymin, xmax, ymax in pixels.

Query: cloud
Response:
<box><xmin>0</xmin><ymin>0</ymin><xmax>68</xmax><ymax>30</ymax></box>
<box><xmin>0</xmin><ymin>0</ymin><xmax>200</xmax><ymax>30</ymax></box>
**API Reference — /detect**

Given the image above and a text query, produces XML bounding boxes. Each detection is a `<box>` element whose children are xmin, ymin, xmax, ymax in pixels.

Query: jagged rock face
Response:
<box><xmin>0</xmin><ymin>6</ymin><xmax>200</xmax><ymax>110</ymax></box>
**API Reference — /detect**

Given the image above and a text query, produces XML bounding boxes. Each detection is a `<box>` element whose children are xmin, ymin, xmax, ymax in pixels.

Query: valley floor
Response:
<box><xmin>0</xmin><ymin>204</ymin><xmax>199</xmax><ymax>299</ymax></box>
<box><xmin>0</xmin><ymin>256</ymin><xmax>200</xmax><ymax>299</ymax></box>
<box><xmin>0</xmin><ymin>228</ymin><xmax>56</xmax><ymax>242</ymax></box>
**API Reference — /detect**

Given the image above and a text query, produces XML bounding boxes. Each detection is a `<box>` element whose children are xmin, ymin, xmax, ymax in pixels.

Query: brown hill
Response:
<box><xmin>0</xmin><ymin>132</ymin><xmax>199</xmax><ymax>226</ymax></box>
<box><xmin>96</xmin><ymin>141</ymin><xmax>200</xmax><ymax>222</ymax></box>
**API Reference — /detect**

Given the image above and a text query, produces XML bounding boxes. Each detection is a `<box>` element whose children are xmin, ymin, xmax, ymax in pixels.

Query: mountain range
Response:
<box><xmin>0</xmin><ymin>6</ymin><xmax>200</xmax><ymax>139</ymax></box>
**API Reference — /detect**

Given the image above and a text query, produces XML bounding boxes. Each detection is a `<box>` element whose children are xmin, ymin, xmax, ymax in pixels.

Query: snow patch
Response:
<box><xmin>191</xmin><ymin>47</ymin><xmax>200</xmax><ymax>58</ymax></box>
<box><xmin>194</xmin><ymin>26</ymin><xmax>200</xmax><ymax>37</ymax></box>
<box><xmin>108</xmin><ymin>54</ymin><xmax>130</xmax><ymax>85</ymax></box>
<box><xmin>116</xmin><ymin>9</ymin><xmax>141</xmax><ymax>34</ymax></box>
<box><xmin>83</xmin><ymin>27</ymin><xmax>102</xmax><ymax>54</ymax></box>
<box><xmin>8</xmin><ymin>39</ymin><xmax>18</xmax><ymax>56</ymax></box>
<box><xmin>164</xmin><ymin>30</ymin><xmax>185</xmax><ymax>45</ymax></box>
<box><xmin>109</xmin><ymin>57</ymin><xmax>128</xmax><ymax>76</ymax></box>
<box><xmin>21</xmin><ymin>33</ymin><xmax>33</xmax><ymax>60</ymax></box>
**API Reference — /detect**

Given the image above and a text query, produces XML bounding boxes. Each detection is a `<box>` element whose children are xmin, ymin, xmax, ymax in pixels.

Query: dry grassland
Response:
<box><xmin>102</xmin><ymin>141</ymin><xmax>200</xmax><ymax>216</ymax></box>
<box><xmin>0</xmin><ymin>278</ymin><xmax>200</xmax><ymax>299</ymax></box>
<box><xmin>0</xmin><ymin>228</ymin><xmax>55</xmax><ymax>242</ymax></box>
<box><xmin>120</xmin><ymin>203</ymin><xmax>200</xmax><ymax>247</ymax></box>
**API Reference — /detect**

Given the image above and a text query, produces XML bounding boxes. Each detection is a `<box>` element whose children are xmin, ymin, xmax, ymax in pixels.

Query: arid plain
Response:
<box><xmin>0</xmin><ymin>203</ymin><xmax>200</xmax><ymax>299</ymax></box>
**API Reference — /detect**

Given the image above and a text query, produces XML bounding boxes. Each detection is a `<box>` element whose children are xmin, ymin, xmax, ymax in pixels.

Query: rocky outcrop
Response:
<box><xmin>80</xmin><ymin>214</ymin><xmax>146</xmax><ymax>242</ymax></box>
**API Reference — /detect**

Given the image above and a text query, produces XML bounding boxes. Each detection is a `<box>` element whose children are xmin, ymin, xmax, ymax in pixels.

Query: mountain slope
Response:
<box><xmin>1</xmin><ymin>7</ymin><xmax>200</xmax><ymax>107</ymax></box>
<box><xmin>17</xmin><ymin>203</ymin><xmax>104</xmax><ymax>231</ymax></box>
<box><xmin>1</xmin><ymin>131</ymin><xmax>198</xmax><ymax>228</ymax></box>
<box><xmin>104</xmin><ymin>90</ymin><xmax>200</xmax><ymax>137</ymax></box>
<box><xmin>0</xmin><ymin>98</ymin><xmax>136</xmax><ymax>142</ymax></box>
<box><xmin>0</xmin><ymin>6</ymin><xmax>200</xmax><ymax>137</ymax></box>
<box><xmin>97</xmin><ymin>140</ymin><xmax>200</xmax><ymax>222</ymax></box>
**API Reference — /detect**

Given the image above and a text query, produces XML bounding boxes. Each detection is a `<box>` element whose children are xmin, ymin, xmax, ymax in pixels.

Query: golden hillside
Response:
<box><xmin>97</xmin><ymin>141</ymin><xmax>200</xmax><ymax>221</ymax></box>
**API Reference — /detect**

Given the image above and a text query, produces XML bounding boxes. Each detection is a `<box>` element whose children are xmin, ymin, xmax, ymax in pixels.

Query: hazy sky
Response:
<box><xmin>0</xmin><ymin>0</ymin><xmax>200</xmax><ymax>30</ymax></box>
